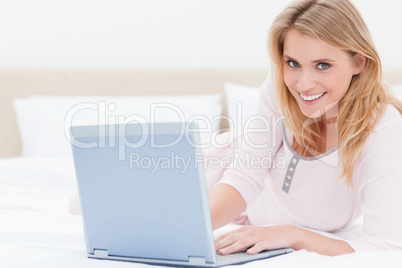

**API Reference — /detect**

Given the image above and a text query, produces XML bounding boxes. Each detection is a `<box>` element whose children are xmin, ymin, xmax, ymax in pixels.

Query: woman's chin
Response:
<box><xmin>300</xmin><ymin>102</ymin><xmax>339</xmax><ymax>120</ymax></box>
<box><xmin>301</xmin><ymin>109</ymin><xmax>323</xmax><ymax>119</ymax></box>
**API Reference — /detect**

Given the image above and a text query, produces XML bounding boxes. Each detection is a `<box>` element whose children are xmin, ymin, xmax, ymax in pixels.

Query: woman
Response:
<box><xmin>208</xmin><ymin>0</ymin><xmax>402</xmax><ymax>256</ymax></box>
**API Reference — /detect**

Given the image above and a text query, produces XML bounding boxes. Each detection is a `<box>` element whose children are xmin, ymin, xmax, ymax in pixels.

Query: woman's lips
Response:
<box><xmin>299</xmin><ymin>92</ymin><xmax>327</xmax><ymax>103</ymax></box>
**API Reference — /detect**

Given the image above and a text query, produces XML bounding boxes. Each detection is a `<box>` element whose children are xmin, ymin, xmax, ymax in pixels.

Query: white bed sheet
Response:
<box><xmin>1</xmin><ymin>157</ymin><xmax>402</xmax><ymax>268</ymax></box>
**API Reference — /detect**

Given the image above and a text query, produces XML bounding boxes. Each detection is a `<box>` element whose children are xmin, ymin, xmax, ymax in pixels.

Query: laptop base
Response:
<box><xmin>90</xmin><ymin>248</ymin><xmax>293</xmax><ymax>267</ymax></box>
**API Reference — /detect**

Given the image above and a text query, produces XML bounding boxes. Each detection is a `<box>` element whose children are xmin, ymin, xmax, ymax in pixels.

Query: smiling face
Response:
<box><xmin>283</xmin><ymin>28</ymin><xmax>365</xmax><ymax>120</ymax></box>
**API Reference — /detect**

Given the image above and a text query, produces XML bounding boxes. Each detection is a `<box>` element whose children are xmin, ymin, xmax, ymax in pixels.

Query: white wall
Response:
<box><xmin>0</xmin><ymin>0</ymin><xmax>400</xmax><ymax>70</ymax></box>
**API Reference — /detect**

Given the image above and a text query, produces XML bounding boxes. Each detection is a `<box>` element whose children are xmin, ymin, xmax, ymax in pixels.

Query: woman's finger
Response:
<box><xmin>217</xmin><ymin>238</ymin><xmax>254</xmax><ymax>255</ymax></box>
<box><xmin>215</xmin><ymin>231</ymin><xmax>244</xmax><ymax>252</ymax></box>
<box><xmin>247</xmin><ymin>241</ymin><xmax>271</xmax><ymax>255</ymax></box>
<box><xmin>214</xmin><ymin>226</ymin><xmax>247</xmax><ymax>246</ymax></box>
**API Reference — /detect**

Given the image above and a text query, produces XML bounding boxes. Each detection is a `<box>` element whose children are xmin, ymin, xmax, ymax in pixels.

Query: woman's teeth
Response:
<box><xmin>300</xmin><ymin>92</ymin><xmax>325</xmax><ymax>101</ymax></box>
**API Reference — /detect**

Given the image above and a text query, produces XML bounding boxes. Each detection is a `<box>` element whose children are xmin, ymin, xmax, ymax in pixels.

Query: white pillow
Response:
<box><xmin>14</xmin><ymin>94</ymin><xmax>222</xmax><ymax>157</ymax></box>
<box><xmin>391</xmin><ymin>84</ymin><xmax>402</xmax><ymax>100</ymax></box>
<box><xmin>224</xmin><ymin>83</ymin><xmax>260</xmax><ymax>132</ymax></box>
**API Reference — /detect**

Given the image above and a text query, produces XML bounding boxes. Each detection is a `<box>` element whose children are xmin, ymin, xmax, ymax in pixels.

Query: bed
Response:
<box><xmin>1</xmin><ymin>68</ymin><xmax>402</xmax><ymax>267</ymax></box>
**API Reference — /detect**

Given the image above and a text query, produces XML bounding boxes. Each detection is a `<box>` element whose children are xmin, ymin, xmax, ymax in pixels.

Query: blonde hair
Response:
<box><xmin>268</xmin><ymin>0</ymin><xmax>402</xmax><ymax>186</ymax></box>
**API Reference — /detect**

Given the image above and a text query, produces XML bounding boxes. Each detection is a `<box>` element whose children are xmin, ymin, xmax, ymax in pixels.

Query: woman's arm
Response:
<box><xmin>209</xmin><ymin>184</ymin><xmax>354</xmax><ymax>256</ymax></box>
<box><xmin>209</xmin><ymin>183</ymin><xmax>247</xmax><ymax>230</ymax></box>
<box><xmin>215</xmin><ymin>225</ymin><xmax>354</xmax><ymax>256</ymax></box>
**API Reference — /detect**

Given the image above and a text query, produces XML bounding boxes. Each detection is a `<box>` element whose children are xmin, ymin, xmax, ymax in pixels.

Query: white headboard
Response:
<box><xmin>2</xmin><ymin>67</ymin><xmax>401</xmax><ymax>158</ymax></box>
<box><xmin>0</xmin><ymin>68</ymin><xmax>268</xmax><ymax>158</ymax></box>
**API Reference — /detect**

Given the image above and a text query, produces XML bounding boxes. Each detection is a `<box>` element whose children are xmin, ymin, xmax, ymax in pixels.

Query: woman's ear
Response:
<box><xmin>353</xmin><ymin>53</ymin><xmax>366</xmax><ymax>75</ymax></box>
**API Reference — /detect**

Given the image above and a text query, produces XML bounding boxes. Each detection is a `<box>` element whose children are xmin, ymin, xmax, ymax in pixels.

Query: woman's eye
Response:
<box><xmin>317</xmin><ymin>63</ymin><xmax>330</xmax><ymax>70</ymax></box>
<box><xmin>287</xmin><ymin>60</ymin><xmax>300</xmax><ymax>68</ymax></box>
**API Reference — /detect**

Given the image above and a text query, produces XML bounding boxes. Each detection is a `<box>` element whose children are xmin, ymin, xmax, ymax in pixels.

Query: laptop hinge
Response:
<box><xmin>93</xmin><ymin>249</ymin><xmax>109</xmax><ymax>258</ymax></box>
<box><xmin>188</xmin><ymin>256</ymin><xmax>207</xmax><ymax>265</ymax></box>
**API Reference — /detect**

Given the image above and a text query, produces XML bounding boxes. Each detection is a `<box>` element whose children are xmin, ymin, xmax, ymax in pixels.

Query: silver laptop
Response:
<box><xmin>70</xmin><ymin>122</ymin><xmax>292</xmax><ymax>267</ymax></box>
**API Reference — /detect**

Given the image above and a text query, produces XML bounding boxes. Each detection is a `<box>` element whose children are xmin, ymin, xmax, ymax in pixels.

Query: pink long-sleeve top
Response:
<box><xmin>212</xmin><ymin>75</ymin><xmax>402</xmax><ymax>251</ymax></box>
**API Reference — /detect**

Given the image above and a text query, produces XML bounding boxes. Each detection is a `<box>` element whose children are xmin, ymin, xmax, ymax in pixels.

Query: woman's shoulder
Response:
<box><xmin>355</xmin><ymin>104</ymin><xmax>402</xmax><ymax>165</ymax></box>
<box><xmin>371</xmin><ymin>104</ymin><xmax>402</xmax><ymax>133</ymax></box>
<box><xmin>354</xmin><ymin>104</ymin><xmax>402</xmax><ymax>186</ymax></box>
<box><xmin>357</xmin><ymin>104</ymin><xmax>402</xmax><ymax>166</ymax></box>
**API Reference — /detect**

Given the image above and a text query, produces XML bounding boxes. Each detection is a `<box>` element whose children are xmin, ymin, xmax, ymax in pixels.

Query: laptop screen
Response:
<box><xmin>70</xmin><ymin>122</ymin><xmax>216</xmax><ymax>263</ymax></box>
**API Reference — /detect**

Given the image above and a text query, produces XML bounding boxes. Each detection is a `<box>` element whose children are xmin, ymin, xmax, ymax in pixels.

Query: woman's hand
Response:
<box><xmin>215</xmin><ymin>225</ymin><xmax>298</xmax><ymax>255</ymax></box>
<box><xmin>215</xmin><ymin>224</ymin><xmax>355</xmax><ymax>256</ymax></box>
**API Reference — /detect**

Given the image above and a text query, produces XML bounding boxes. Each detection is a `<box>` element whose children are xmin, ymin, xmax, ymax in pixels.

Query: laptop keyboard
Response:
<box><xmin>215</xmin><ymin>251</ymin><xmax>251</xmax><ymax>261</ymax></box>
<box><xmin>215</xmin><ymin>248</ymin><xmax>291</xmax><ymax>264</ymax></box>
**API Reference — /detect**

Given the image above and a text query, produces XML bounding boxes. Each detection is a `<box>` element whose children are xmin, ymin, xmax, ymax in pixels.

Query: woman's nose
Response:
<box><xmin>296</xmin><ymin>70</ymin><xmax>317</xmax><ymax>92</ymax></box>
